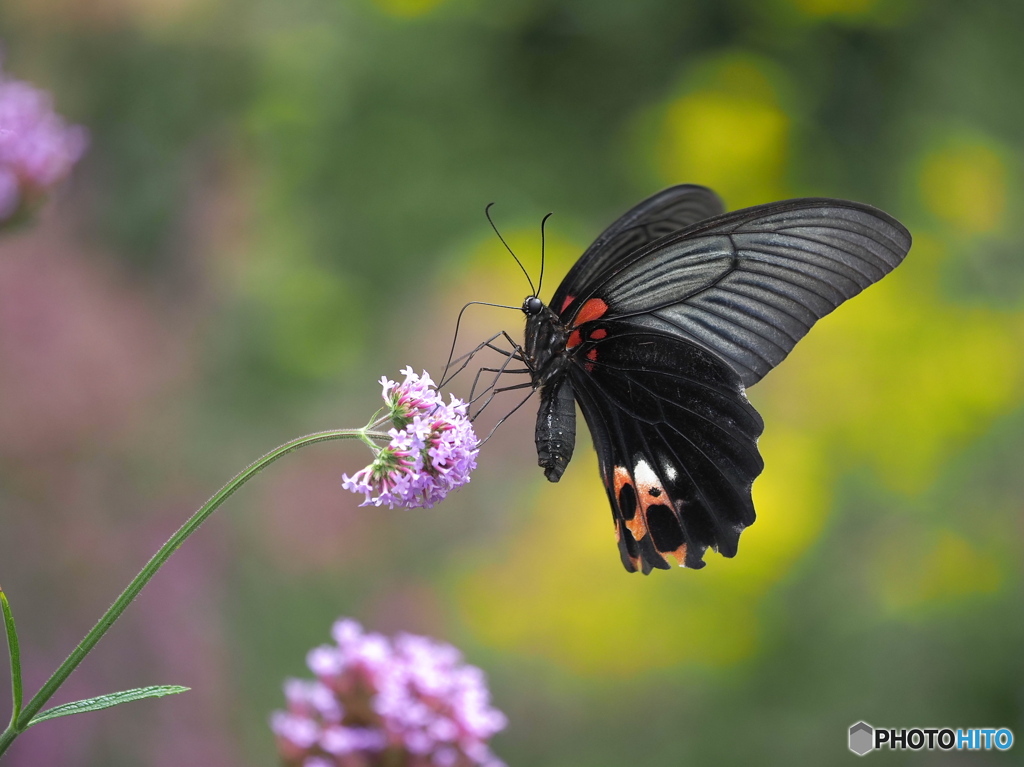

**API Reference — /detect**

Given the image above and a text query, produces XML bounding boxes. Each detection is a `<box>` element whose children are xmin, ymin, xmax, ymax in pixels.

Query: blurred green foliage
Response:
<box><xmin>0</xmin><ymin>0</ymin><xmax>1022</xmax><ymax>765</ymax></box>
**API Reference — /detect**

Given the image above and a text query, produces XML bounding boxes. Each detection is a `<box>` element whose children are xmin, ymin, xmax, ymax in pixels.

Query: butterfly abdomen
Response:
<box><xmin>526</xmin><ymin>304</ymin><xmax>579</xmax><ymax>482</ymax></box>
<box><xmin>535</xmin><ymin>376</ymin><xmax>576</xmax><ymax>482</ymax></box>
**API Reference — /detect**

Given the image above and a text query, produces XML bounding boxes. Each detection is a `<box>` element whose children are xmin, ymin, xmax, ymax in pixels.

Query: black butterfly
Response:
<box><xmin>520</xmin><ymin>185</ymin><xmax>911</xmax><ymax>574</ymax></box>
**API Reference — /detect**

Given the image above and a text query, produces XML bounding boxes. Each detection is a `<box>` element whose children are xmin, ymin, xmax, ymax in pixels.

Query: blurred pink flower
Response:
<box><xmin>271</xmin><ymin>619</ymin><xmax>506</xmax><ymax>767</ymax></box>
<box><xmin>343</xmin><ymin>368</ymin><xmax>479</xmax><ymax>509</ymax></box>
<box><xmin>0</xmin><ymin>243</ymin><xmax>186</xmax><ymax>458</ymax></box>
<box><xmin>0</xmin><ymin>59</ymin><xmax>88</xmax><ymax>223</ymax></box>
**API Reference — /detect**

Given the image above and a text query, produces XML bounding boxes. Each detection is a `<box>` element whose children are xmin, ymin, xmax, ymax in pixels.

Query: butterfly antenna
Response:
<box><xmin>537</xmin><ymin>211</ymin><xmax>553</xmax><ymax>300</ymax></box>
<box><xmin>486</xmin><ymin>203</ymin><xmax>536</xmax><ymax>297</ymax></box>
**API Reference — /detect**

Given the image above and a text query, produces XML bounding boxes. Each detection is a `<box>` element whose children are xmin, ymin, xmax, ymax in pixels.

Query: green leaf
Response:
<box><xmin>28</xmin><ymin>685</ymin><xmax>190</xmax><ymax>727</ymax></box>
<box><xmin>0</xmin><ymin>587</ymin><xmax>22</xmax><ymax>725</ymax></box>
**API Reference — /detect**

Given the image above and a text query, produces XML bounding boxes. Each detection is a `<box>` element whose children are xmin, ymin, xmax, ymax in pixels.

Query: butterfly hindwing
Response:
<box><xmin>567</xmin><ymin>322</ymin><xmax>764</xmax><ymax>573</ymax></box>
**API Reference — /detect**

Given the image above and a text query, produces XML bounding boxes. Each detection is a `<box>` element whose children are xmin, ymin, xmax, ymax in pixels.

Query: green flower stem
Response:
<box><xmin>1</xmin><ymin>588</ymin><xmax>22</xmax><ymax>730</ymax></box>
<box><xmin>0</xmin><ymin>427</ymin><xmax>390</xmax><ymax>758</ymax></box>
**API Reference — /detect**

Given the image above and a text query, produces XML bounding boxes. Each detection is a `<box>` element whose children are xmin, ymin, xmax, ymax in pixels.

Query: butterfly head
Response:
<box><xmin>522</xmin><ymin>296</ymin><xmax>544</xmax><ymax>316</ymax></box>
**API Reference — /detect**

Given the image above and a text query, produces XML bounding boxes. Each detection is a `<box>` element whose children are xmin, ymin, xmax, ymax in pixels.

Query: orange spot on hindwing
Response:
<box><xmin>668</xmin><ymin>544</ymin><xmax>688</xmax><ymax>566</ymax></box>
<box><xmin>613</xmin><ymin>466</ymin><xmax>646</xmax><ymax>542</ymax></box>
<box><xmin>567</xmin><ymin>329</ymin><xmax>582</xmax><ymax>349</ymax></box>
<box><xmin>635</xmin><ymin>460</ymin><xmax>688</xmax><ymax>568</ymax></box>
<box><xmin>611</xmin><ymin>459</ymin><xmax>690</xmax><ymax>570</ymax></box>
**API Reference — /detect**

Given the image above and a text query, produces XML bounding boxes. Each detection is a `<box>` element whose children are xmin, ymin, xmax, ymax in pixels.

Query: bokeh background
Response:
<box><xmin>2</xmin><ymin>0</ymin><xmax>1023</xmax><ymax>764</ymax></box>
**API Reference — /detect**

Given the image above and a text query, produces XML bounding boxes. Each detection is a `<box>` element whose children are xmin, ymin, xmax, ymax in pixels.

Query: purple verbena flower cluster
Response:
<box><xmin>0</xmin><ymin>60</ymin><xmax>88</xmax><ymax>222</ymax></box>
<box><xmin>271</xmin><ymin>619</ymin><xmax>507</xmax><ymax>767</ymax></box>
<box><xmin>382</xmin><ymin>366</ymin><xmax>444</xmax><ymax>427</ymax></box>
<box><xmin>343</xmin><ymin>368</ymin><xmax>479</xmax><ymax>509</ymax></box>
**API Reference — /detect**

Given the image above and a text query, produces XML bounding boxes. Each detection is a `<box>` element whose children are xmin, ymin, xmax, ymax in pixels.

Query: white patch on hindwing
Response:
<box><xmin>631</xmin><ymin>457</ymin><xmax>689</xmax><ymax>567</ymax></box>
<box><xmin>632</xmin><ymin>459</ymin><xmax>660</xmax><ymax>491</ymax></box>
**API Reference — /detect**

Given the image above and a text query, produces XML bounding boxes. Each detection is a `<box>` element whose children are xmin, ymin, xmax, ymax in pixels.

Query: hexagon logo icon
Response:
<box><xmin>849</xmin><ymin>721</ymin><xmax>874</xmax><ymax>756</ymax></box>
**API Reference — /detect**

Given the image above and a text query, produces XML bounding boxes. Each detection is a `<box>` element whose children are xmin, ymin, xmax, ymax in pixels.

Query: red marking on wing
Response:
<box><xmin>572</xmin><ymin>297</ymin><xmax>608</xmax><ymax>327</ymax></box>
<box><xmin>560</xmin><ymin>295</ymin><xmax>575</xmax><ymax>313</ymax></box>
<box><xmin>567</xmin><ymin>299</ymin><xmax>608</xmax><ymax>352</ymax></box>
<box><xmin>586</xmin><ymin>348</ymin><xmax>598</xmax><ymax>361</ymax></box>
<box><xmin>589</xmin><ymin>328</ymin><xmax>607</xmax><ymax>340</ymax></box>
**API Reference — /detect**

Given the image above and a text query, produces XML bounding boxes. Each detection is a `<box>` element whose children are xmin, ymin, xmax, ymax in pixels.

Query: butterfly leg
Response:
<box><xmin>468</xmin><ymin>355</ymin><xmax>533</xmax><ymax>413</ymax></box>
<box><xmin>441</xmin><ymin>332</ymin><xmax>507</xmax><ymax>387</ymax></box>
<box><xmin>471</xmin><ymin>380</ymin><xmax>535</xmax><ymax>421</ymax></box>
<box><xmin>478</xmin><ymin>387</ymin><xmax>537</xmax><ymax>445</ymax></box>
<box><xmin>444</xmin><ymin>330</ymin><xmax>532</xmax><ymax>401</ymax></box>
<box><xmin>468</xmin><ymin>361</ymin><xmax>532</xmax><ymax>405</ymax></box>
<box><xmin>441</xmin><ymin>331</ymin><xmax>527</xmax><ymax>388</ymax></box>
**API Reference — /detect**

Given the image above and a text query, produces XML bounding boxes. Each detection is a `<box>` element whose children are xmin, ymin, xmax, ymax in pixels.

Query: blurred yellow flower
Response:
<box><xmin>374</xmin><ymin>0</ymin><xmax>449</xmax><ymax>19</ymax></box>
<box><xmin>656</xmin><ymin>55</ymin><xmax>790</xmax><ymax>209</ymax></box>
<box><xmin>767</xmin><ymin>0</ymin><xmax>917</xmax><ymax>26</ymax></box>
<box><xmin>788</xmin><ymin>0</ymin><xmax>883</xmax><ymax>18</ymax></box>
<box><xmin>919</xmin><ymin>138</ymin><xmax>1009</xmax><ymax>234</ymax></box>
<box><xmin>874</xmin><ymin>529</ymin><xmax>1004</xmax><ymax>613</ymax></box>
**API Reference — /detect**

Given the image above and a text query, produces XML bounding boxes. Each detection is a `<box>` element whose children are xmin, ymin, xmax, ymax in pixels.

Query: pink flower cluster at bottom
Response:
<box><xmin>271</xmin><ymin>619</ymin><xmax>506</xmax><ymax>767</ymax></box>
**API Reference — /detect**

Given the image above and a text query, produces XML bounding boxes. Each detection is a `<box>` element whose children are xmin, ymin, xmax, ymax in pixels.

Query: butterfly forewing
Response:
<box><xmin>569</xmin><ymin>199</ymin><xmax>912</xmax><ymax>386</ymax></box>
<box><xmin>550</xmin><ymin>185</ymin><xmax>724</xmax><ymax>314</ymax></box>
